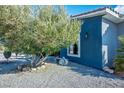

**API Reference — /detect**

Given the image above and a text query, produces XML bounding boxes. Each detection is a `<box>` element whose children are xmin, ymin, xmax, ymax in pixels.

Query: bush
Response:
<box><xmin>114</xmin><ymin>35</ymin><xmax>124</xmax><ymax>72</ymax></box>
<box><xmin>0</xmin><ymin>45</ymin><xmax>5</xmax><ymax>51</ymax></box>
<box><xmin>114</xmin><ymin>57</ymin><xmax>124</xmax><ymax>72</ymax></box>
<box><xmin>3</xmin><ymin>50</ymin><xmax>11</xmax><ymax>61</ymax></box>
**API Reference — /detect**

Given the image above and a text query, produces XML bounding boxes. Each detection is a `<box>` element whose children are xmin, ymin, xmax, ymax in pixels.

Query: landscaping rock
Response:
<box><xmin>58</xmin><ymin>57</ymin><xmax>68</xmax><ymax>66</ymax></box>
<box><xmin>41</xmin><ymin>62</ymin><xmax>46</xmax><ymax>65</ymax></box>
<box><xmin>22</xmin><ymin>67</ymin><xmax>30</xmax><ymax>72</ymax></box>
<box><xmin>17</xmin><ymin>64</ymin><xmax>31</xmax><ymax>72</ymax></box>
<box><xmin>37</xmin><ymin>67</ymin><xmax>41</xmax><ymax>70</ymax></box>
<box><xmin>17</xmin><ymin>65</ymin><xmax>22</xmax><ymax>71</ymax></box>
<box><xmin>32</xmin><ymin>68</ymin><xmax>37</xmax><ymax>71</ymax></box>
<box><xmin>103</xmin><ymin>66</ymin><xmax>114</xmax><ymax>74</ymax></box>
<box><xmin>31</xmin><ymin>65</ymin><xmax>46</xmax><ymax>71</ymax></box>
<box><xmin>44</xmin><ymin>63</ymin><xmax>47</xmax><ymax>65</ymax></box>
<box><xmin>41</xmin><ymin>65</ymin><xmax>46</xmax><ymax>69</ymax></box>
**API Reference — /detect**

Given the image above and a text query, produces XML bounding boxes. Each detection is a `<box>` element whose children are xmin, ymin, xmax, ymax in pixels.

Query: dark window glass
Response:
<box><xmin>73</xmin><ymin>43</ymin><xmax>78</xmax><ymax>54</ymax></box>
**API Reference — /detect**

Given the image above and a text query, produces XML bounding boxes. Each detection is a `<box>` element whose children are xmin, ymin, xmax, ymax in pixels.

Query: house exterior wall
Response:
<box><xmin>118</xmin><ymin>22</ymin><xmax>124</xmax><ymax>47</ymax></box>
<box><xmin>60</xmin><ymin>16</ymin><xmax>103</xmax><ymax>69</ymax></box>
<box><xmin>80</xmin><ymin>16</ymin><xmax>103</xmax><ymax>69</ymax></box>
<box><xmin>60</xmin><ymin>10</ymin><xmax>124</xmax><ymax>69</ymax></box>
<box><xmin>118</xmin><ymin>22</ymin><xmax>124</xmax><ymax>36</ymax></box>
<box><xmin>60</xmin><ymin>48</ymin><xmax>81</xmax><ymax>64</ymax></box>
<box><xmin>102</xmin><ymin>18</ymin><xmax>118</xmax><ymax>67</ymax></box>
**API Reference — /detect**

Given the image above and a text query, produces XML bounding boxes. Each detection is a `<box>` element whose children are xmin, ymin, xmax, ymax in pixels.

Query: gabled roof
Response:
<box><xmin>71</xmin><ymin>7</ymin><xmax>124</xmax><ymax>23</ymax></box>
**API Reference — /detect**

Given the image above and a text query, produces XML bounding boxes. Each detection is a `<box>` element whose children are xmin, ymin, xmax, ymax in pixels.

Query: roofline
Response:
<box><xmin>71</xmin><ymin>7</ymin><xmax>121</xmax><ymax>18</ymax></box>
<box><xmin>71</xmin><ymin>8</ymin><xmax>106</xmax><ymax>19</ymax></box>
<box><xmin>71</xmin><ymin>7</ymin><xmax>106</xmax><ymax>17</ymax></box>
<box><xmin>71</xmin><ymin>7</ymin><xmax>124</xmax><ymax>23</ymax></box>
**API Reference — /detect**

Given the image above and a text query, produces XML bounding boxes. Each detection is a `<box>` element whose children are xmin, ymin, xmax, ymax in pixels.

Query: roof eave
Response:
<box><xmin>71</xmin><ymin>9</ymin><xmax>106</xmax><ymax>19</ymax></box>
<box><xmin>71</xmin><ymin>8</ymin><xmax>124</xmax><ymax>23</ymax></box>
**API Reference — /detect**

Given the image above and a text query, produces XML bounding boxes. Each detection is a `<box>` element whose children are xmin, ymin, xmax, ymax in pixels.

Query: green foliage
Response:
<box><xmin>0</xmin><ymin>45</ymin><xmax>5</xmax><ymax>51</ymax></box>
<box><xmin>114</xmin><ymin>35</ymin><xmax>124</xmax><ymax>72</ymax></box>
<box><xmin>0</xmin><ymin>6</ymin><xmax>32</xmax><ymax>53</ymax></box>
<box><xmin>3</xmin><ymin>50</ymin><xmax>11</xmax><ymax>60</ymax></box>
<box><xmin>0</xmin><ymin>5</ymin><xmax>80</xmax><ymax>57</ymax></box>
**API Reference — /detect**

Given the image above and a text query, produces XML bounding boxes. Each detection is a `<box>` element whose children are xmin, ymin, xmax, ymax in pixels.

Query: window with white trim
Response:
<box><xmin>67</xmin><ymin>35</ymin><xmax>80</xmax><ymax>57</ymax></box>
<box><xmin>69</xmin><ymin>43</ymin><xmax>78</xmax><ymax>55</ymax></box>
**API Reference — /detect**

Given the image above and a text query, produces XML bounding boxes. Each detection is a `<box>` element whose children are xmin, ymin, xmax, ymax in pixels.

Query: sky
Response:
<box><xmin>32</xmin><ymin>5</ymin><xmax>124</xmax><ymax>16</ymax></box>
<box><xmin>65</xmin><ymin>5</ymin><xmax>117</xmax><ymax>15</ymax></box>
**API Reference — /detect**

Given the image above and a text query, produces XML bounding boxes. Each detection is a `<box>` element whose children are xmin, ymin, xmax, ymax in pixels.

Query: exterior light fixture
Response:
<box><xmin>84</xmin><ymin>32</ymin><xmax>88</xmax><ymax>39</ymax></box>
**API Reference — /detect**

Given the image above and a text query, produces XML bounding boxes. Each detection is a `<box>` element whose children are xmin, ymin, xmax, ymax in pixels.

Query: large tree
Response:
<box><xmin>0</xmin><ymin>5</ymin><xmax>80</xmax><ymax>67</ymax></box>
<box><xmin>0</xmin><ymin>6</ymin><xmax>32</xmax><ymax>53</ymax></box>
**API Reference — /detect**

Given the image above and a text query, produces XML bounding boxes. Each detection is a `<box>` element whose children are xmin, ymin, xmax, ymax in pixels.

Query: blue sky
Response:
<box><xmin>65</xmin><ymin>5</ymin><xmax>117</xmax><ymax>15</ymax></box>
<box><xmin>33</xmin><ymin>5</ymin><xmax>124</xmax><ymax>15</ymax></box>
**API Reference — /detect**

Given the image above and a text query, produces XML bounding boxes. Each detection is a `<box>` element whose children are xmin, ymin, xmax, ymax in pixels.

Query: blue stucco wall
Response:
<box><xmin>60</xmin><ymin>16</ymin><xmax>103</xmax><ymax>69</ymax></box>
<box><xmin>60</xmin><ymin>48</ymin><xmax>81</xmax><ymax>64</ymax></box>
<box><xmin>102</xmin><ymin>18</ymin><xmax>118</xmax><ymax>67</ymax></box>
<box><xmin>80</xmin><ymin>16</ymin><xmax>103</xmax><ymax>69</ymax></box>
<box><xmin>118</xmin><ymin>22</ymin><xmax>124</xmax><ymax>47</ymax></box>
<box><xmin>118</xmin><ymin>22</ymin><xmax>124</xmax><ymax>36</ymax></box>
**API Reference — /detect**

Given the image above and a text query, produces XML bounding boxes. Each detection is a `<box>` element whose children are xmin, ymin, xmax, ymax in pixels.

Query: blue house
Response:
<box><xmin>60</xmin><ymin>7</ymin><xmax>124</xmax><ymax>69</ymax></box>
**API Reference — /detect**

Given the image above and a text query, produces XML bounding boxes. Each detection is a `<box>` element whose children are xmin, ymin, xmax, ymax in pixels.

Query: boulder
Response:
<box><xmin>17</xmin><ymin>64</ymin><xmax>31</xmax><ymax>72</ymax></box>
<box><xmin>41</xmin><ymin>65</ymin><xmax>46</xmax><ymax>69</ymax></box>
<box><xmin>58</xmin><ymin>57</ymin><xmax>68</xmax><ymax>66</ymax></box>
<box><xmin>103</xmin><ymin>66</ymin><xmax>114</xmax><ymax>74</ymax></box>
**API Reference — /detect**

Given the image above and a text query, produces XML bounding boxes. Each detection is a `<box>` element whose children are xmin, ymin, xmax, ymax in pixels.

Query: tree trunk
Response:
<box><xmin>31</xmin><ymin>54</ymin><xmax>48</xmax><ymax>68</ymax></box>
<box><xmin>7</xmin><ymin>58</ymin><xmax>9</xmax><ymax>63</ymax></box>
<box><xmin>31</xmin><ymin>54</ymin><xmax>42</xmax><ymax>67</ymax></box>
<box><xmin>35</xmin><ymin>55</ymin><xmax>48</xmax><ymax>67</ymax></box>
<box><xmin>15</xmin><ymin>53</ymin><xmax>18</xmax><ymax>58</ymax></box>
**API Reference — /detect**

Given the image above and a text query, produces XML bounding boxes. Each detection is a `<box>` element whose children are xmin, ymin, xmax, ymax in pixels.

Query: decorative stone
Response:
<box><xmin>17</xmin><ymin>64</ymin><xmax>31</xmax><ymax>72</ymax></box>
<box><xmin>58</xmin><ymin>57</ymin><xmax>68</xmax><ymax>66</ymax></box>
<box><xmin>41</xmin><ymin>65</ymin><xmax>46</xmax><ymax>69</ymax></box>
<box><xmin>63</xmin><ymin>57</ymin><xmax>68</xmax><ymax>65</ymax></box>
<box><xmin>44</xmin><ymin>63</ymin><xmax>47</xmax><ymax>65</ymax></box>
<box><xmin>32</xmin><ymin>68</ymin><xmax>37</xmax><ymax>71</ymax></box>
<box><xmin>103</xmin><ymin>66</ymin><xmax>114</xmax><ymax>74</ymax></box>
<box><xmin>17</xmin><ymin>65</ymin><xmax>22</xmax><ymax>71</ymax></box>
<box><xmin>37</xmin><ymin>67</ymin><xmax>41</xmax><ymax>70</ymax></box>
<box><xmin>58</xmin><ymin>59</ymin><xmax>64</xmax><ymax>65</ymax></box>
<box><xmin>41</xmin><ymin>62</ymin><xmax>45</xmax><ymax>65</ymax></box>
<box><xmin>22</xmin><ymin>67</ymin><xmax>30</xmax><ymax>72</ymax></box>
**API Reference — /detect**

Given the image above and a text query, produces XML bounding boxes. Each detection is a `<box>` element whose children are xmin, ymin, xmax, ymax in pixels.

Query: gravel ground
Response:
<box><xmin>0</xmin><ymin>56</ymin><xmax>124</xmax><ymax>88</ymax></box>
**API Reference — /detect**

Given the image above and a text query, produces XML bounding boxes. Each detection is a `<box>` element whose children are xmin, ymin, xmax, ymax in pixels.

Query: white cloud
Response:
<box><xmin>114</xmin><ymin>5</ymin><xmax>124</xmax><ymax>14</ymax></box>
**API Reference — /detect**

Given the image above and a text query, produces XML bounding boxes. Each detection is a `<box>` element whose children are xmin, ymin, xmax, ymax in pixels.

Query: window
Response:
<box><xmin>67</xmin><ymin>35</ymin><xmax>80</xmax><ymax>57</ymax></box>
<box><xmin>69</xmin><ymin>44</ymin><xmax>74</xmax><ymax>54</ymax></box>
<box><xmin>69</xmin><ymin>43</ymin><xmax>78</xmax><ymax>55</ymax></box>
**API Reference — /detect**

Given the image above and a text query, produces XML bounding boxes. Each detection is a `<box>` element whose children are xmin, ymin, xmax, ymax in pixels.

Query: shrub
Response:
<box><xmin>114</xmin><ymin>35</ymin><xmax>124</xmax><ymax>72</ymax></box>
<box><xmin>3</xmin><ymin>50</ymin><xmax>11</xmax><ymax>61</ymax></box>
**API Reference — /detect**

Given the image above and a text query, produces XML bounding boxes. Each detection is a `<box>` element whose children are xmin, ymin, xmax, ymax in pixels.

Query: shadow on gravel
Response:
<box><xmin>0</xmin><ymin>59</ymin><xmax>31</xmax><ymax>75</ymax></box>
<box><xmin>68</xmin><ymin>62</ymin><xmax>124</xmax><ymax>80</ymax></box>
<box><xmin>46</xmin><ymin>56</ymin><xmax>124</xmax><ymax>80</ymax></box>
<box><xmin>0</xmin><ymin>56</ymin><xmax>123</xmax><ymax>80</ymax></box>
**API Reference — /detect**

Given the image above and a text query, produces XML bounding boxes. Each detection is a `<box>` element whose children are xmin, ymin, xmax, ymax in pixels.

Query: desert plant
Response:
<box><xmin>3</xmin><ymin>50</ymin><xmax>11</xmax><ymax>62</ymax></box>
<box><xmin>114</xmin><ymin>35</ymin><xmax>124</xmax><ymax>72</ymax></box>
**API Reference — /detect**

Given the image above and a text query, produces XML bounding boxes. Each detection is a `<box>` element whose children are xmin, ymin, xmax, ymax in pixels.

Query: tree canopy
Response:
<box><xmin>0</xmin><ymin>5</ymin><xmax>80</xmax><ymax>57</ymax></box>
